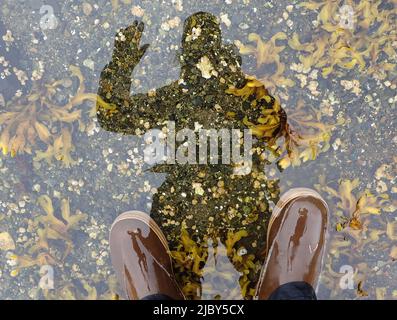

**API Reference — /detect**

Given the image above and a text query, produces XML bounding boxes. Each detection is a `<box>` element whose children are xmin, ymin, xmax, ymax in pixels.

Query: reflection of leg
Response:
<box><xmin>109</xmin><ymin>211</ymin><xmax>184</xmax><ymax>300</ymax></box>
<box><xmin>256</xmin><ymin>188</ymin><xmax>328</xmax><ymax>300</ymax></box>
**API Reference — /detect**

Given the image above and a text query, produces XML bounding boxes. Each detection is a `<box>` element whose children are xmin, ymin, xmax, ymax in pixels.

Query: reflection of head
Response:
<box><xmin>181</xmin><ymin>12</ymin><xmax>221</xmax><ymax>60</ymax></box>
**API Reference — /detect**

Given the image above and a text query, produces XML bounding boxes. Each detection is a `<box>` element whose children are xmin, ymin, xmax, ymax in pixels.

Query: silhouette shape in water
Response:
<box><xmin>97</xmin><ymin>12</ymin><xmax>285</xmax><ymax>298</ymax></box>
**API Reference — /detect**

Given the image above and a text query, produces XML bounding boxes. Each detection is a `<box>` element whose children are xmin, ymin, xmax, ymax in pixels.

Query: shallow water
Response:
<box><xmin>0</xmin><ymin>0</ymin><xmax>396</xmax><ymax>300</ymax></box>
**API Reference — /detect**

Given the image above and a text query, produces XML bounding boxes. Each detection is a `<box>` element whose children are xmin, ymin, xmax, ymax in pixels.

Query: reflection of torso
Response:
<box><xmin>145</xmin><ymin>78</ymin><xmax>277</xmax><ymax>257</ymax></box>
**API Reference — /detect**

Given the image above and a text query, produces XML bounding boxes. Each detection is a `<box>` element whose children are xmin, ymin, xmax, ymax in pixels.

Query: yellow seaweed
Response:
<box><xmin>234</xmin><ymin>33</ymin><xmax>294</xmax><ymax>94</ymax></box>
<box><xmin>171</xmin><ymin>228</ymin><xmax>208</xmax><ymax>277</ymax></box>
<box><xmin>43</xmin><ymin>280</ymin><xmax>98</xmax><ymax>300</ymax></box>
<box><xmin>34</xmin><ymin>195</ymin><xmax>87</xmax><ymax>259</ymax></box>
<box><xmin>0</xmin><ymin>65</ymin><xmax>100</xmax><ymax>166</ymax></box>
<box><xmin>225</xmin><ymin>230</ymin><xmax>248</xmax><ymax>256</ymax></box>
<box><xmin>319</xmin><ymin>178</ymin><xmax>395</xmax><ymax>235</ymax></box>
<box><xmin>171</xmin><ymin>227</ymin><xmax>258</xmax><ymax>299</ymax></box>
<box><xmin>295</xmin><ymin>0</ymin><xmax>397</xmax><ymax>79</ymax></box>
<box><xmin>277</xmin><ymin>100</ymin><xmax>333</xmax><ymax>169</ymax></box>
<box><xmin>11</xmin><ymin>252</ymin><xmax>57</xmax><ymax>276</ymax></box>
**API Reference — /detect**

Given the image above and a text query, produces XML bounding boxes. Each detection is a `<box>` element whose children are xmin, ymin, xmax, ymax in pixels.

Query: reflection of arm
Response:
<box><xmin>97</xmin><ymin>58</ymin><xmax>147</xmax><ymax>134</ymax></box>
<box><xmin>96</xmin><ymin>22</ymin><xmax>160</xmax><ymax>134</ymax></box>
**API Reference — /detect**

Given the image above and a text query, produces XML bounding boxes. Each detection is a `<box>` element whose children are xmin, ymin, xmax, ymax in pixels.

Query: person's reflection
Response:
<box><xmin>97</xmin><ymin>12</ymin><xmax>284</xmax><ymax>297</ymax></box>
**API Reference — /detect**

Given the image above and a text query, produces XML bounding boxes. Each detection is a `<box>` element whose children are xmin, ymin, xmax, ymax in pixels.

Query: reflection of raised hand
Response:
<box><xmin>97</xmin><ymin>21</ymin><xmax>168</xmax><ymax>134</ymax></box>
<box><xmin>112</xmin><ymin>21</ymin><xmax>149</xmax><ymax>70</ymax></box>
<box><xmin>97</xmin><ymin>20</ymin><xmax>151</xmax><ymax>127</ymax></box>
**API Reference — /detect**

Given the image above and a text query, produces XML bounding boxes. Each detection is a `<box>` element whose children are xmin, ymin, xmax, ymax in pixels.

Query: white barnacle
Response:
<box><xmin>196</xmin><ymin>56</ymin><xmax>214</xmax><ymax>79</ymax></box>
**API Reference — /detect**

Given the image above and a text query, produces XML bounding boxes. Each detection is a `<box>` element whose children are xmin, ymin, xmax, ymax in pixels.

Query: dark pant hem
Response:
<box><xmin>268</xmin><ymin>281</ymin><xmax>317</xmax><ymax>300</ymax></box>
<box><xmin>141</xmin><ymin>293</ymin><xmax>174</xmax><ymax>300</ymax></box>
<box><xmin>141</xmin><ymin>281</ymin><xmax>317</xmax><ymax>300</ymax></box>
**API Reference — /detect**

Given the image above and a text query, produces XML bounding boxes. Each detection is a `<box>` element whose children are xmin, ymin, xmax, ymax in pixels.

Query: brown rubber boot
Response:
<box><xmin>109</xmin><ymin>211</ymin><xmax>185</xmax><ymax>300</ymax></box>
<box><xmin>256</xmin><ymin>188</ymin><xmax>328</xmax><ymax>299</ymax></box>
